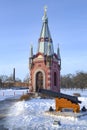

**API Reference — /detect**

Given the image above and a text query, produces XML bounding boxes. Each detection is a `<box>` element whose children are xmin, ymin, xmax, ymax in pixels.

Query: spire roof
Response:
<box><xmin>57</xmin><ymin>44</ymin><xmax>61</xmax><ymax>60</ymax></box>
<box><xmin>30</xmin><ymin>44</ymin><xmax>33</xmax><ymax>57</ymax></box>
<box><xmin>38</xmin><ymin>6</ymin><xmax>54</xmax><ymax>55</ymax></box>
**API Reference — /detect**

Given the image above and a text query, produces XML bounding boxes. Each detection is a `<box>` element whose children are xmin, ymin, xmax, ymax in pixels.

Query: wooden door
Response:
<box><xmin>36</xmin><ymin>71</ymin><xmax>43</xmax><ymax>92</ymax></box>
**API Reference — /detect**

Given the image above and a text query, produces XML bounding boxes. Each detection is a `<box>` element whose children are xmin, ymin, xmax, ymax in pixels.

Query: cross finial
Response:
<box><xmin>44</xmin><ymin>5</ymin><xmax>47</xmax><ymax>16</ymax></box>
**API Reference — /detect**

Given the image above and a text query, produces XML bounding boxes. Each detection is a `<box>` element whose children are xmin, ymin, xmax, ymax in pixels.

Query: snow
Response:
<box><xmin>0</xmin><ymin>89</ymin><xmax>28</xmax><ymax>101</ymax></box>
<box><xmin>0</xmin><ymin>88</ymin><xmax>87</xmax><ymax>130</ymax></box>
<box><xmin>61</xmin><ymin>88</ymin><xmax>87</xmax><ymax>97</ymax></box>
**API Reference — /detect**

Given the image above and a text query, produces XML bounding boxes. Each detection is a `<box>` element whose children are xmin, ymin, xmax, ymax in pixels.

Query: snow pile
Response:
<box><xmin>0</xmin><ymin>89</ymin><xmax>87</xmax><ymax>130</ymax></box>
<box><xmin>5</xmin><ymin>99</ymin><xmax>55</xmax><ymax>130</ymax></box>
<box><xmin>4</xmin><ymin>98</ymin><xmax>87</xmax><ymax>130</ymax></box>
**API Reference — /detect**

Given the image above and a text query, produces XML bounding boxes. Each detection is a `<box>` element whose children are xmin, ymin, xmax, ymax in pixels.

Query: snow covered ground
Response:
<box><xmin>0</xmin><ymin>89</ymin><xmax>29</xmax><ymax>101</ymax></box>
<box><xmin>0</xmin><ymin>88</ymin><xmax>87</xmax><ymax>130</ymax></box>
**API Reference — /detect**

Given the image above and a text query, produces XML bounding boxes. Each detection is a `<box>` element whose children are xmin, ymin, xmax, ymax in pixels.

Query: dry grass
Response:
<box><xmin>20</xmin><ymin>93</ymin><xmax>53</xmax><ymax>101</ymax></box>
<box><xmin>20</xmin><ymin>94</ymin><xmax>31</xmax><ymax>101</ymax></box>
<box><xmin>73</xmin><ymin>93</ymin><xmax>81</xmax><ymax>97</ymax></box>
<box><xmin>20</xmin><ymin>93</ymin><xmax>37</xmax><ymax>101</ymax></box>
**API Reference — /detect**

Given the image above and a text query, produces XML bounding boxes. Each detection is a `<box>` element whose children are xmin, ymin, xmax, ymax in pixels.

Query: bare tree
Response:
<box><xmin>23</xmin><ymin>73</ymin><xmax>29</xmax><ymax>83</ymax></box>
<box><xmin>61</xmin><ymin>71</ymin><xmax>87</xmax><ymax>89</ymax></box>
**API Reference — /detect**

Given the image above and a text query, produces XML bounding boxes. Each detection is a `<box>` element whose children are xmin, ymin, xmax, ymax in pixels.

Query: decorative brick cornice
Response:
<box><xmin>39</xmin><ymin>37</ymin><xmax>52</xmax><ymax>43</ymax></box>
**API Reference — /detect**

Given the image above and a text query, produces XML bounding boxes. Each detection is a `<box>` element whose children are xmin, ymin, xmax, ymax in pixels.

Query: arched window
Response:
<box><xmin>54</xmin><ymin>72</ymin><xmax>57</xmax><ymax>86</ymax></box>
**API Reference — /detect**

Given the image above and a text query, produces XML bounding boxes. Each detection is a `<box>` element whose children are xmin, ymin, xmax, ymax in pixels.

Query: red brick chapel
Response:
<box><xmin>29</xmin><ymin>7</ymin><xmax>61</xmax><ymax>92</ymax></box>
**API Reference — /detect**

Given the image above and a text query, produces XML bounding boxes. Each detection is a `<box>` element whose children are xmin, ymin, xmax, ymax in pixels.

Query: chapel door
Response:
<box><xmin>36</xmin><ymin>71</ymin><xmax>43</xmax><ymax>92</ymax></box>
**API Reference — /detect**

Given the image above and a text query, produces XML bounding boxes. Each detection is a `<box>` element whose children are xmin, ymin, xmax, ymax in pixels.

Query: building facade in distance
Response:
<box><xmin>29</xmin><ymin>7</ymin><xmax>61</xmax><ymax>92</ymax></box>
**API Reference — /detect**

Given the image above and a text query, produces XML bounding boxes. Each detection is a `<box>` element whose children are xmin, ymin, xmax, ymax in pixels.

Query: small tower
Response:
<box><xmin>29</xmin><ymin>44</ymin><xmax>33</xmax><ymax>69</ymax></box>
<box><xmin>29</xmin><ymin>7</ymin><xmax>61</xmax><ymax>92</ymax></box>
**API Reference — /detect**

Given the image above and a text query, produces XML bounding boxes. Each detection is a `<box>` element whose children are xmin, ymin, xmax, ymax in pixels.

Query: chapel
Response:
<box><xmin>29</xmin><ymin>7</ymin><xmax>61</xmax><ymax>92</ymax></box>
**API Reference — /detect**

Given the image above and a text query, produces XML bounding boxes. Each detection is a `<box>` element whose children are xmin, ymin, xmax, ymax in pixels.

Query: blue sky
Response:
<box><xmin>0</xmin><ymin>0</ymin><xmax>87</xmax><ymax>80</ymax></box>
